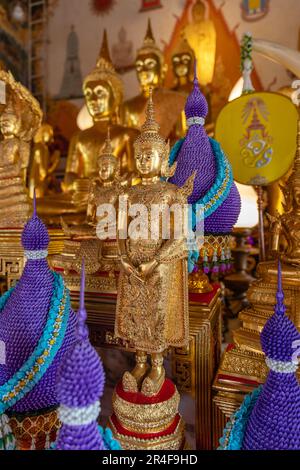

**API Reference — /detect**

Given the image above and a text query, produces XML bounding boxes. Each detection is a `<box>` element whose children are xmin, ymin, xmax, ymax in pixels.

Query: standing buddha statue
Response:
<box><xmin>38</xmin><ymin>30</ymin><xmax>138</xmax><ymax>225</ymax></box>
<box><xmin>0</xmin><ymin>70</ymin><xmax>42</xmax><ymax>226</ymax></box>
<box><xmin>121</xmin><ymin>19</ymin><xmax>186</xmax><ymax>141</ymax></box>
<box><xmin>184</xmin><ymin>0</ymin><xmax>217</xmax><ymax>89</ymax></box>
<box><xmin>110</xmin><ymin>90</ymin><xmax>194</xmax><ymax>450</ymax></box>
<box><xmin>115</xmin><ymin>90</ymin><xmax>195</xmax><ymax>397</ymax></box>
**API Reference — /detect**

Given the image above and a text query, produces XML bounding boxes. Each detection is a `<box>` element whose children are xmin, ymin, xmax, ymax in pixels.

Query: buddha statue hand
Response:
<box><xmin>138</xmin><ymin>259</ymin><xmax>159</xmax><ymax>279</ymax></box>
<box><xmin>120</xmin><ymin>255</ymin><xmax>143</xmax><ymax>281</ymax></box>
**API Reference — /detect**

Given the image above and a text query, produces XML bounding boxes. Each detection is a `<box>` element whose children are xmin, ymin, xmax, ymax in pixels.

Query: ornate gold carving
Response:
<box><xmin>220</xmin><ymin>347</ymin><xmax>268</xmax><ymax>382</ymax></box>
<box><xmin>112</xmin><ymin>389</ymin><xmax>180</xmax><ymax>433</ymax></box>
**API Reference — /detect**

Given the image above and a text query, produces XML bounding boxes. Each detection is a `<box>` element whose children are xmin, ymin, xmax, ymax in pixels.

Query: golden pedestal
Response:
<box><xmin>0</xmin><ymin>227</ymin><xmax>66</xmax><ymax>292</ymax></box>
<box><xmin>212</xmin><ymin>260</ymin><xmax>300</xmax><ymax>448</ymax></box>
<box><xmin>172</xmin><ymin>284</ymin><xmax>222</xmax><ymax>450</ymax></box>
<box><xmin>109</xmin><ymin>380</ymin><xmax>185</xmax><ymax>450</ymax></box>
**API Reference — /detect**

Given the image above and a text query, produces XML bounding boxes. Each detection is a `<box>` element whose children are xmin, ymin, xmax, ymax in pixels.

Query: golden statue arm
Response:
<box><xmin>85</xmin><ymin>187</ymin><xmax>97</xmax><ymax>225</ymax></box>
<box><xmin>48</xmin><ymin>150</ymin><xmax>60</xmax><ymax>175</ymax></box>
<box><xmin>266</xmin><ymin>212</ymin><xmax>281</xmax><ymax>254</ymax></box>
<box><xmin>33</xmin><ymin>148</ymin><xmax>48</xmax><ymax>179</ymax></box>
<box><xmin>63</xmin><ymin>134</ymin><xmax>81</xmax><ymax>191</ymax></box>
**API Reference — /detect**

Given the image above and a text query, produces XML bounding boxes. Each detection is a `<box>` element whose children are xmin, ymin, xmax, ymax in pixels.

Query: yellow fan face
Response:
<box><xmin>215</xmin><ymin>92</ymin><xmax>299</xmax><ymax>185</ymax></box>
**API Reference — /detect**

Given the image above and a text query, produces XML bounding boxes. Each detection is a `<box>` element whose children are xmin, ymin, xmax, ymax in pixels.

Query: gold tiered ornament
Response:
<box><xmin>37</xmin><ymin>30</ymin><xmax>138</xmax><ymax>226</ymax></box>
<box><xmin>212</xmin><ymin>120</ymin><xmax>300</xmax><ymax>448</ymax></box>
<box><xmin>110</xmin><ymin>90</ymin><xmax>194</xmax><ymax>450</ymax></box>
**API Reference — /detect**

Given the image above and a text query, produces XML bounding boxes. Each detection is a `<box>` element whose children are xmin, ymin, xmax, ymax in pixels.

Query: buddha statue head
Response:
<box><xmin>172</xmin><ymin>38</ymin><xmax>194</xmax><ymax>84</ymax></box>
<box><xmin>0</xmin><ymin>100</ymin><xmax>21</xmax><ymax>138</ymax></box>
<box><xmin>192</xmin><ymin>0</ymin><xmax>206</xmax><ymax>23</ymax></box>
<box><xmin>83</xmin><ymin>30</ymin><xmax>123</xmax><ymax>122</ymax></box>
<box><xmin>34</xmin><ymin>123</ymin><xmax>54</xmax><ymax>145</ymax></box>
<box><xmin>134</xmin><ymin>89</ymin><xmax>172</xmax><ymax>180</ymax></box>
<box><xmin>97</xmin><ymin>129</ymin><xmax>118</xmax><ymax>183</ymax></box>
<box><xmin>135</xmin><ymin>19</ymin><xmax>166</xmax><ymax>95</ymax></box>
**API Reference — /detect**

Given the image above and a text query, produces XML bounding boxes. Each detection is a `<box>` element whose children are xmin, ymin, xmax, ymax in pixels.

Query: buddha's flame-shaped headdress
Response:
<box><xmin>83</xmin><ymin>30</ymin><xmax>123</xmax><ymax>107</ymax></box>
<box><xmin>134</xmin><ymin>88</ymin><xmax>175</xmax><ymax>178</ymax></box>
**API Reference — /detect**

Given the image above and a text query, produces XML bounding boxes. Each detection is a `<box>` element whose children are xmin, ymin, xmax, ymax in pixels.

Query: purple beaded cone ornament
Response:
<box><xmin>242</xmin><ymin>261</ymin><xmax>300</xmax><ymax>450</ymax></box>
<box><xmin>56</xmin><ymin>260</ymin><xmax>106</xmax><ymax>450</ymax></box>
<box><xmin>0</xmin><ymin>195</ymin><xmax>77</xmax><ymax>414</ymax></box>
<box><xmin>169</xmin><ymin>64</ymin><xmax>241</xmax><ymax>234</ymax></box>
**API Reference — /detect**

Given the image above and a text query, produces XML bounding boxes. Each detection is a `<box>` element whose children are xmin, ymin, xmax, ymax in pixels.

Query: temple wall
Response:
<box><xmin>48</xmin><ymin>0</ymin><xmax>300</xmax><ymax>100</ymax></box>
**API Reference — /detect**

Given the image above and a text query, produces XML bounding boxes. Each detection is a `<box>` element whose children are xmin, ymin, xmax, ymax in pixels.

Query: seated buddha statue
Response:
<box><xmin>0</xmin><ymin>70</ymin><xmax>42</xmax><ymax>227</ymax></box>
<box><xmin>183</xmin><ymin>0</ymin><xmax>216</xmax><ymax>89</ymax></box>
<box><xmin>51</xmin><ymin>130</ymin><xmax>127</xmax><ymax>276</ymax></box>
<box><xmin>37</xmin><ymin>30</ymin><xmax>138</xmax><ymax>225</ymax></box>
<box><xmin>121</xmin><ymin>19</ymin><xmax>186</xmax><ymax>142</ymax></box>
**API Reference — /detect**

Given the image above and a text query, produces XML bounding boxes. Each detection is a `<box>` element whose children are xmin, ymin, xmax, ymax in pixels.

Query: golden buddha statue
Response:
<box><xmin>64</xmin><ymin>30</ymin><xmax>137</xmax><ymax>190</ymax></box>
<box><xmin>171</xmin><ymin>37</ymin><xmax>194</xmax><ymax>94</ymax></box>
<box><xmin>121</xmin><ymin>19</ymin><xmax>186</xmax><ymax>141</ymax></box>
<box><xmin>115</xmin><ymin>90</ymin><xmax>195</xmax><ymax>397</ymax></box>
<box><xmin>268</xmin><ymin>120</ymin><xmax>300</xmax><ymax>265</ymax></box>
<box><xmin>52</xmin><ymin>129</ymin><xmax>126</xmax><ymax>276</ymax></box>
<box><xmin>29</xmin><ymin>123</ymin><xmax>60</xmax><ymax>199</ymax></box>
<box><xmin>38</xmin><ymin>30</ymin><xmax>138</xmax><ymax>225</ymax></box>
<box><xmin>184</xmin><ymin>0</ymin><xmax>217</xmax><ymax>87</ymax></box>
<box><xmin>0</xmin><ymin>70</ymin><xmax>42</xmax><ymax>226</ymax></box>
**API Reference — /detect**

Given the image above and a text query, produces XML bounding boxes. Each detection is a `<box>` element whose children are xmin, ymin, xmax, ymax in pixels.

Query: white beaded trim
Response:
<box><xmin>266</xmin><ymin>357</ymin><xmax>298</xmax><ymax>374</ymax></box>
<box><xmin>58</xmin><ymin>401</ymin><xmax>100</xmax><ymax>426</ymax></box>
<box><xmin>187</xmin><ymin>116</ymin><xmax>205</xmax><ymax>127</ymax></box>
<box><xmin>24</xmin><ymin>249</ymin><xmax>48</xmax><ymax>260</ymax></box>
